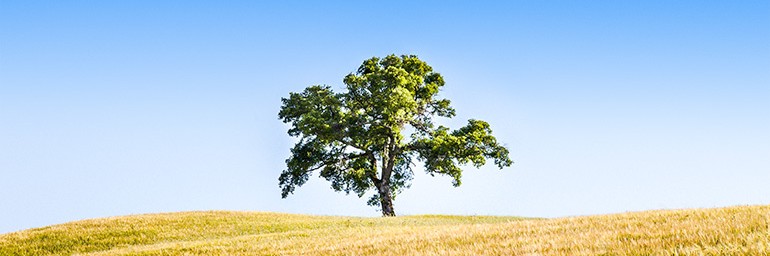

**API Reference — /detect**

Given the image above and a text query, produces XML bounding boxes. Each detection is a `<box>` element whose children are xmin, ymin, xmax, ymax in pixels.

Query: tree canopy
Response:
<box><xmin>278</xmin><ymin>54</ymin><xmax>512</xmax><ymax>216</ymax></box>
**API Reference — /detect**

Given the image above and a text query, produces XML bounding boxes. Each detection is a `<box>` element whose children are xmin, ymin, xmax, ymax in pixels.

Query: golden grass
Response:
<box><xmin>1</xmin><ymin>205</ymin><xmax>768</xmax><ymax>255</ymax></box>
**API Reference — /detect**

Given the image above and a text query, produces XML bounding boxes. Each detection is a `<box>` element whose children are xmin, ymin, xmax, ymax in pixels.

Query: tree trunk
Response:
<box><xmin>378</xmin><ymin>183</ymin><xmax>395</xmax><ymax>216</ymax></box>
<box><xmin>378</xmin><ymin>134</ymin><xmax>397</xmax><ymax>217</ymax></box>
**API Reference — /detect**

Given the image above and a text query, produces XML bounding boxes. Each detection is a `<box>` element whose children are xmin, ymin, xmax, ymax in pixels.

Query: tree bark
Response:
<box><xmin>378</xmin><ymin>182</ymin><xmax>395</xmax><ymax>216</ymax></box>
<box><xmin>377</xmin><ymin>133</ymin><xmax>397</xmax><ymax>217</ymax></box>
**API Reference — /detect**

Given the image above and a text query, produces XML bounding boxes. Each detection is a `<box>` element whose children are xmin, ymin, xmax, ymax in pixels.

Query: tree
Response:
<box><xmin>278</xmin><ymin>54</ymin><xmax>512</xmax><ymax>216</ymax></box>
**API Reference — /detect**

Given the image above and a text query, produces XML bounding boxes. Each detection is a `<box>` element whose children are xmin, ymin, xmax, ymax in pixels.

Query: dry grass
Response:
<box><xmin>1</xmin><ymin>205</ymin><xmax>768</xmax><ymax>255</ymax></box>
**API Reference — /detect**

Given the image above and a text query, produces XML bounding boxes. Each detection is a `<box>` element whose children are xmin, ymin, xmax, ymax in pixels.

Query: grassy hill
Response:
<box><xmin>1</xmin><ymin>205</ymin><xmax>768</xmax><ymax>255</ymax></box>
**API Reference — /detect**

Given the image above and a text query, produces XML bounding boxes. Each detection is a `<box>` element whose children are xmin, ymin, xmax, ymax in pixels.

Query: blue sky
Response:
<box><xmin>1</xmin><ymin>1</ymin><xmax>768</xmax><ymax>233</ymax></box>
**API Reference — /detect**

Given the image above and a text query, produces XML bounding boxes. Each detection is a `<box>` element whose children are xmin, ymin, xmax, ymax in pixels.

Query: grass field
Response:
<box><xmin>1</xmin><ymin>205</ymin><xmax>768</xmax><ymax>255</ymax></box>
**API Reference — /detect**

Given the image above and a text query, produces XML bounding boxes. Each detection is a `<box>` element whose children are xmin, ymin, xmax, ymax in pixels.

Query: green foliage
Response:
<box><xmin>278</xmin><ymin>54</ymin><xmax>512</xmax><ymax>212</ymax></box>
<box><xmin>413</xmin><ymin>119</ymin><xmax>512</xmax><ymax>186</ymax></box>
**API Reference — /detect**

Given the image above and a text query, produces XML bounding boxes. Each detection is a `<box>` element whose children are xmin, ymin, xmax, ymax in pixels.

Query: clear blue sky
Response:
<box><xmin>1</xmin><ymin>1</ymin><xmax>769</xmax><ymax>233</ymax></box>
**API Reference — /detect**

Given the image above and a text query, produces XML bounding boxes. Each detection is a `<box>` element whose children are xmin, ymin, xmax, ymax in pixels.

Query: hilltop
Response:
<box><xmin>1</xmin><ymin>205</ymin><xmax>768</xmax><ymax>255</ymax></box>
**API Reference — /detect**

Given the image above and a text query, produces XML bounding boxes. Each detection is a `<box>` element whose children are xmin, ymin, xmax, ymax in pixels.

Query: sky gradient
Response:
<box><xmin>1</xmin><ymin>1</ymin><xmax>769</xmax><ymax>233</ymax></box>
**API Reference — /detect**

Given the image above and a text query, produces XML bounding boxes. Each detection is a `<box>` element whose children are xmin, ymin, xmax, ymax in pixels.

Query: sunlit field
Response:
<box><xmin>1</xmin><ymin>205</ymin><xmax>768</xmax><ymax>255</ymax></box>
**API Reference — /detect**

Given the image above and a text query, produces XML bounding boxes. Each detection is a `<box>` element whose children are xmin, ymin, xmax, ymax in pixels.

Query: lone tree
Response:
<box><xmin>278</xmin><ymin>54</ymin><xmax>512</xmax><ymax>216</ymax></box>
